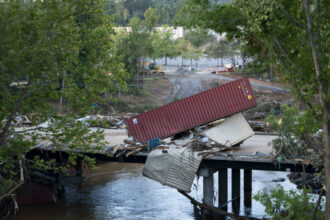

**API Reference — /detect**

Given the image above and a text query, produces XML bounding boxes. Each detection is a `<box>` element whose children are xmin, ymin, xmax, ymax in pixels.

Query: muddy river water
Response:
<box><xmin>10</xmin><ymin>162</ymin><xmax>295</xmax><ymax>220</ymax></box>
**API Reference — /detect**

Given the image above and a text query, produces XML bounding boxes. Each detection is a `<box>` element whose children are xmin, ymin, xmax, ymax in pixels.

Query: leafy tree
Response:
<box><xmin>106</xmin><ymin>0</ymin><xmax>156</xmax><ymax>26</ymax></box>
<box><xmin>151</xmin><ymin>26</ymin><xmax>177</xmax><ymax>65</ymax></box>
<box><xmin>113</xmin><ymin>17</ymin><xmax>152</xmax><ymax>77</ymax></box>
<box><xmin>182</xmin><ymin>0</ymin><xmax>330</xmax><ymax>216</ymax></box>
<box><xmin>106</xmin><ymin>0</ymin><xmax>187</xmax><ymax>26</ymax></box>
<box><xmin>266</xmin><ymin>105</ymin><xmax>323</xmax><ymax>160</ymax></box>
<box><xmin>185</xmin><ymin>42</ymin><xmax>203</xmax><ymax>67</ymax></box>
<box><xmin>206</xmin><ymin>38</ymin><xmax>238</xmax><ymax>67</ymax></box>
<box><xmin>113</xmin><ymin>8</ymin><xmax>160</xmax><ymax>90</ymax></box>
<box><xmin>124</xmin><ymin>0</ymin><xmax>154</xmax><ymax>20</ymax></box>
<box><xmin>175</xmin><ymin>39</ymin><xmax>189</xmax><ymax>66</ymax></box>
<box><xmin>0</xmin><ymin>0</ymin><xmax>126</xmax><ymax>182</ymax></box>
<box><xmin>255</xmin><ymin>186</ymin><xmax>325</xmax><ymax>220</ymax></box>
<box><xmin>184</xmin><ymin>28</ymin><xmax>211</xmax><ymax>49</ymax></box>
<box><xmin>183</xmin><ymin>28</ymin><xmax>211</xmax><ymax>65</ymax></box>
<box><xmin>158</xmin><ymin>7</ymin><xmax>172</xmax><ymax>25</ymax></box>
<box><xmin>144</xmin><ymin>7</ymin><xmax>159</xmax><ymax>31</ymax></box>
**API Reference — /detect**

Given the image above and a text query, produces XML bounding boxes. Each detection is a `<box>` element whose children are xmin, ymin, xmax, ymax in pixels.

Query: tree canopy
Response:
<box><xmin>106</xmin><ymin>0</ymin><xmax>187</xmax><ymax>26</ymax></box>
<box><xmin>179</xmin><ymin>0</ymin><xmax>330</xmax><ymax>217</ymax></box>
<box><xmin>0</xmin><ymin>0</ymin><xmax>127</xmax><ymax>180</ymax></box>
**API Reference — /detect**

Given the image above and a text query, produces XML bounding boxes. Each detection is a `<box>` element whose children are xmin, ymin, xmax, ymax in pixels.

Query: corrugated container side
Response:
<box><xmin>142</xmin><ymin>148</ymin><xmax>202</xmax><ymax>192</ymax></box>
<box><xmin>126</xmin><ymin>77</ymin><xmax>256</xmax><ymax>142</ymax></box>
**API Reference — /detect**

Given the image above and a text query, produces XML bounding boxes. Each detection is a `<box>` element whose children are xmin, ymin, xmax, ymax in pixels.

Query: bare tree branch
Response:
<box><xmin>301</xmin><ymin>0</ymin><xmax>321</xmax><ymax>81</ymax></box>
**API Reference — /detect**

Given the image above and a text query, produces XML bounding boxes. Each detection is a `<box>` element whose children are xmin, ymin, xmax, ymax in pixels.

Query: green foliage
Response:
<box><xmin>0</xmin><ymin>0</ymin><xmax>127</xmax><ymax>180</ymax></box>
<box><xmin>206</xmin><ymin>38</ymin><xmax>239</xmax><ymax>66</ymax></box>
<box><xmin>144</xmin><ymin>7</ymin><xmax>159</xmax><ymax>31</ymax></box>
<box><xmin>151</xmin><ymin>26</ymin><xmax>178</xmax><ymax>61</ymax></box>
<box><xmin>175</xmin><ymin>1</ymin><xmax>240</xmax><ymax>39</ymax></box>
<box><xmin>180</xmin><ymin>28</ymin><xmax>212</xmax><ymax>64</ymax></box>
<box><xmin>113</xmin><ymin>15</ymin><xmax>153</xmax><ymax>77</ymax></box>
<box><xmin>254</xmin><ymin>186</ymin><xmax>325</xmax><ymax>220</ymax></box>
<box><xmin>0</xmin><ymin>176</ymin><xmax>16</xmax><ymax>197</ymax></box>
<box><xmin>182</xmin><ymin>0</ymin><xmax>330</xmax><ymax>216</ymax></box>
<box><xmin>243</xmin><ymin>60</ymin><xmax>272</xmax><ymax>78</ymax></box>
<box><xmin>174</xmin><ymin>38</ymin><xmax>203</xmax><ymax>66</ymax></box>
<box><xmin>113</xmin><ymin>8</ymin><xmax>182</xmax><ymax>87</ymax></box>
<box><xmin>179</xmin><ymin>0</ymin><xmax>329</xmax><ymax>107</ymax></box>
<box><xmin>87</xmin><ymin>118</ymin><xmax>112</xmax><ymax>129</ymax></box>
<box><xmin>29</xmin><ymin>115</ymin><xmax>108</xmax><ymax>172</ymax></box>
<box><xmin>266</xmin><ymin>105</ymin><xmax>322</xmax><ymax>159</ymax></box>
<box><xmin>106</xmin><ymin>0</ymin><xmax>187</xmax><ymax>26</ymax></box>
<box><xmin>47</xmin><ymin>116</ymin><xmax>108</xmax><ymax>152</ymax></box>
<box><xmin>184</xmin><ymin>28</ymin><xmax>211</xmax><ymax>49</ymax></box>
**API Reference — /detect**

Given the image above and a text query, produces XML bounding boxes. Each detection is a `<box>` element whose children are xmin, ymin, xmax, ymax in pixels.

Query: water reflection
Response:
<box><xmin>10</xmin><ymin>162</ymin><xmax>295</xmax><ymax>220</ymax></box>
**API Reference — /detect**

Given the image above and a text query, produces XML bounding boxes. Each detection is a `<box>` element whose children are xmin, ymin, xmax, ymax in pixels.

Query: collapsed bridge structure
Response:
<box><xmin>122</xmin><ymin>78</ymin><xmax>318</xmax><ymax>218</ymax></box>
<box><xmin>24</xmin><ymin>77</ymin><xmax>317</xmax><ymax>218</ymax></box>
<box><xmin>125</xmin><ymin>78</ymin><xmax>261</xmax><ymax>216</ymax></box>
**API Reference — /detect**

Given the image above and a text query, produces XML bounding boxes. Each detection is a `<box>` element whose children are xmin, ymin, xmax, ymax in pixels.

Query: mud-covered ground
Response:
<box><xmin>110</xmin><ymin>68</ymin><xmax>294</xmax><ymax>116</ymax></box>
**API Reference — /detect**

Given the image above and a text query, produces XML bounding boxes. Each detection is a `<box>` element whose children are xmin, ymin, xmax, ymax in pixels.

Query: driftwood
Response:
<box><xmin>112</xmin><ymin>144</ymin><xmax>147</xmax><ymax>158</ymax></box>
<box><xmin>126</xmin><ymin>147</ymin><xmax>144</xmax><ymax>158</ymax></box>
<box><xmin>178</xmin><ymin>190</ymin><xmax>267</xmax><ymax>220</ymax></box>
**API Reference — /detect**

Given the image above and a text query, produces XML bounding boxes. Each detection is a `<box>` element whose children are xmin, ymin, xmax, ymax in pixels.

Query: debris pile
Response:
<box><xmin>125</xmin><ymin>78</ymin><xmax>257</xmax><ymax>192</ymax></box>
<box><xmin>111</xmin><ymin>140</ymin><xmax>146</xmax><ymax>159</ymax></box>
<box><xmin>1</xmin><ymin>115</ymin><xmax>32</xmax><ymax>127</ymax></box>
<box><xmin>140</xmin><ymin>113</ymin><xmax>254</xmax><ymax>192</ymax></box>
<box><xmin>77</xmin><ymin>115</ymin><xmax>126</xmax><ymax>129</ymax></box>
<box><xmin>14</xmin><ymin>78</ymin><xmax>259</xmax><ymax>194</ymax></box>
<box><xmin>288</xmin><ymin>172</ymin><xmax>324</xmax><ymax>194</ymax></box>
<box><xmin>109</xmin><ymin>112</ymin><xmax>254</xmax><ymax>161</ymax></box>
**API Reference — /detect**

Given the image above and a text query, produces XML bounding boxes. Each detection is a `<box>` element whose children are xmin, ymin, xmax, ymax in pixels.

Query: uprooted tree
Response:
<box><xmin>0</xmin><ymin>0</ymin><xmax>127</xmax><ymax>195</ymax></box>
<box><xmin>178</xmin><ymin>0</ymin><xmax>329</xmax><ymax>218</ymax></box>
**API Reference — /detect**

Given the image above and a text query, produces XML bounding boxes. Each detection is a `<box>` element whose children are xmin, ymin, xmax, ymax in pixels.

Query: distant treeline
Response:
<box><xmin>105</xmin><ymin>0</ymin><xmax>186</xmax><ymax>26</ymax></box>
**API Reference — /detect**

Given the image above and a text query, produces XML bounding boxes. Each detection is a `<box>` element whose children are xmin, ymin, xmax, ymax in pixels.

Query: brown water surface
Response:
<box><xmin>10</xmin><ymin>162</ymin><xmax>294</xmax><ymax>220</ymax></box>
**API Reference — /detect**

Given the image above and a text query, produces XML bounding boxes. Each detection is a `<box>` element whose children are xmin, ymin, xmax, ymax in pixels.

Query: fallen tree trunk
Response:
<box><xmin>178</xmin><ymin>190</ymin><xmax>267</xmax><ymax>220</ymax></box>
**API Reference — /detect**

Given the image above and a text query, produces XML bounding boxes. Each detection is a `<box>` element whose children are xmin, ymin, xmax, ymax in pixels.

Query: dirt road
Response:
<box><xmin>166</xmin><ymin>72</ymin><xmax>286</xmax><ymax>103</ymax></box>
<box><xmin>166</xmin><ymin>74</ymin><xmax>218</xmax><ymax>102</ymax></box>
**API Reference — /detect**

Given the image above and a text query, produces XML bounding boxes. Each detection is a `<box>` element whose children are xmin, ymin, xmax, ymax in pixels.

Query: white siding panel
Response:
<box><xmin>203</xmin><ymin>113</ymin><xmax>254</xmax><ymax>147</ymax></box>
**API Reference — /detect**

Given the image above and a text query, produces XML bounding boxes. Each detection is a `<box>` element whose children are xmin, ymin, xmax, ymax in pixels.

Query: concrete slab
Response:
<box><xmin>235</xmin><ymin>134</ymin><xmax>277</xmax><ymax>154</ymax></box>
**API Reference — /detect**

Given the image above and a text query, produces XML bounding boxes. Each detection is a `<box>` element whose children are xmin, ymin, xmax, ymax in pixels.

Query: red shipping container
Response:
<box><xmin>126</xmin><ymin>77</ymin><xmax>256</xmax><ymax>142</ymax></box>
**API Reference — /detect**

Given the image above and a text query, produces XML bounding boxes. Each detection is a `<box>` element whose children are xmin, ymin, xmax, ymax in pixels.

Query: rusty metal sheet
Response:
<box><xmin>126</xmin><ymin>77</ymin><xmax>256</xmax><ymax>142</ymax></box>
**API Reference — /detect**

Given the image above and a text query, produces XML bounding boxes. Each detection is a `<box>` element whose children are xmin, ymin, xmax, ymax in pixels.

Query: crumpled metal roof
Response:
<box><xmin>142</xmin><ymin>147</ymin><xmax>202</xmax><ymax>192</ymax></box>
